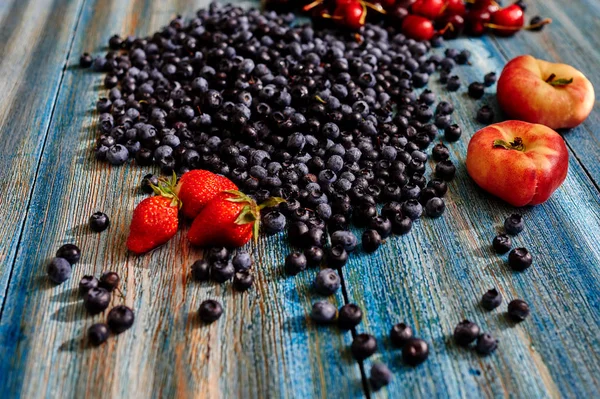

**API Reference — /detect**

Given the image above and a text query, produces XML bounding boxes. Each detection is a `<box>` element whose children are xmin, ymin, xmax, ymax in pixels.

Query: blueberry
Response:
<box><xmin>481</xmin><ymin>288</ymin><xmax>503</xmax><ymax>310</ymax></box>
<box><xmin>434</xmin><ymin>114</ymin><xmax>452</xmax><ymax>129</ymax></box>
<box><xmin>425</xmin><ymin>197</ymin><xmax>446</xmax><ymax>218</ymax></box>
<box><xmin>233</xmin><ymin>270</ymin><xmax>254</xmax><ymax>291</ymax></box>
<box><xmin>99</xmin><ymin>271</ymin><xmax>120</xmax><ymax>292</ymax></box>
<box><xmin>331</xmin><ymin>230</ymin><xmax>358</xmax><ymax>252</ymax></box>
<box><xmin>468</xmin><ymin>82</ymin><xmax>485</xmax><ymax>99</ymax></box>
<box><xmin>432</xmin><ymin>143</ymin><xmax>450</xmax><ymax>161</ymax></box>
<box><xmin>454</xmin><ymin>320</ymin><xmax>480</xmax><ymax>346</ymax></box>
<box><xmin>457</xmin><ymin>49</ymin><xmax>471</xmax><ymax>64</ymax></box>
<box><xmin>436</xmin><ymin>101</ymin><xmax>454</xmax><ymax>115</ymax></box>
<box><xmin>435</xmin><ymin>160</ymin><xmax>456</xmax><ymax>181</ymax></box>
<box><xmin>211</xmin><ymin>261</ymin><xmax>235</xmax><ymax>283</ymax></box>
<box><xmin>508</xmin><ymin>299</ymin><xmax>530</xmax><ymax>321</ymax></box>
<box><xmin>338</xmin><ymin>303</ymin><xmax>363</xmax><ymax>330</ymax></box>
<box><xmin>390</xmin><ymin>323</ymin><xmax>413</xmax><ymax>347</ymax></box>
<box><xmin>492</xmin><ymin>234</ymin><xmax>512</xmax><ymax>254</ymax></box>
<box><xmin>369</xmin><ymin>216</ymin><xmax>392</xmax><ymax>239</ymax></box>
<box><xmin>362</xmin><ymin>229</ymin><xmax>382</xmax><ymax>253</ymax></box>
<box><xmin>305</xmin><ymin>228</ymin><xmax>326</xmax><ymax>248</ymax></box>
<box><xmin>484</xmin><ymin>72</ymin><xmax>497</xmax><ymax>87</ymax></box>
<box><xmin>107</xmin><ymin>305</ymin><xmax>135</xmax><ymax>333</ymax></box>
<box><xmin>106</xmin><ymin>144</ymin><xmax>129</xmax><ymax>165</ymax></box>
<box><xmin>140</xmin><ymin>174</ymin><xmax>159</xmax><ymax>194</ymax></box>
<box><xmin>207</xmin><ymin>247</ymin><xmax>229</xmax><ymax>263</ymax></box>
<box><xmin>262</xmin><ymin>211</ymin><xmax>287</xmax><ymax>234</ymax></box>
<box><xmin>403</xmin><ymin>338</ymin><xmax>429</xmax><ymax>366</ymax></box>
<box><xmin>504</xmin><ymin>214</ymin><xmax>524</xmax><ymax>235</ymax></box>
<box><xmin>381</xmin><ymin>202</ymin><xmax>402</xmax><ymax>221</ymax></box>
<box><xmin>79</xmin><ymin>53</ymin><xmax>93</xmax><ymax>68</ymax></box>
<box><xmin>447</xmin><ymin>76</ymin><xmax>461</xmax><ymax>91</ymax></box>
<box><xmin>419</xmin><ymin>89</ymin><xmax>436</xmax><ymax>105</ymax></box>
<box><xmin>508</xmin><ymin>248</ymin><xmax>533</xmax><ymax>271</ymax></box>
<box><xmin>199</xmin><ymin>299</ymin><xmax>223</xmax><ymax>323</ymax></box>
<box><xmin>304</xmin><ymin>246</ymin><xmax>325</xmax><ymax>267</ymax></box>
<box><xmin>288</xmin><ymin>221</ymin><xmax>309</xmax><ymax>247</ymax></box>
<box><xmin>232</xmin><ymin>251</ymin><xmax>252</xmax><ymax>271</ymax></box>
<box><xmin>88</xmin><ymin>323</ymin><xmax>109</xmax><ymax>346</ymax></box>
<box><xmin>56</xmin><ymin>244</ymin><xmax>81</xmax><ymax>265</ymax></box>
<box><xmin>314</xmin><ymin>268</ymin><xmax>341</xmax><ymax>296</ymax></box>
<box><xmin>370</xmin><ymin>362</ymin><xmax>393</xmax><ymax>390</ymax></box>
<box><xmin>476</xmin><ymin>105</ymin><xmax>495</xmax><ymax>124</ymax></box>
<box><xmin>392</xmin><ymin>214</ymin><xmax>413</xmax><ymax>235</ymax></box>
<box><xmin>401</xmin><ymin>199</ymin><xmax>423</xmax><ymax>221</ymax></box>
<box><xmin>191</xmin><ymin>259</ymin><xmax>210</xmax><ymax>281</ymax></box>
<box><xmin>47</xmin><ymin>257</ymin><xmax>72</xmax><ymax>284</ymax></box>
<box><xmin>89</xmin><ymin>212</ymin><xmax>110</xmax><ymax>232</ymax></box>
<box><xmin>444</xmin><ymin>124</ymin><xmax>462</xmax><ymax>142</ymax></box>
<box><xmin>351</xmin><ymin>333</ymin><xmax>377</xmax><ymax>360</ymax></box>
<box><xmin>79</xmin><ymin>275</ymin><xmax>98</xmax><ymax>295</ymax></box>
<box><xmin>84</xmin><ymin>287</ymin><xmax>111</xmax><ymax>314</ymax></box>
<box><xmin>311</xmin><ymin>301</ymin><xmax>337</xmax><ymax>324</ymax></box>
<box><xmin>328</xmin><ymin>245</ymin><xmax>349</xmax><ymax>268</ymax></box>
<box><xmin>476</xmin><ymin>333</ymin><xmax>498</xmax><ymax>355</ymax></box>
<box><xmin>427</xmin><ymin>179</ymin><xmax>448</xmax><ymax>197</ymax></box>
<box><xmin>285</xmin><ymin>252</ymin><xmax>307</xmax><ymax>275</ymax></box>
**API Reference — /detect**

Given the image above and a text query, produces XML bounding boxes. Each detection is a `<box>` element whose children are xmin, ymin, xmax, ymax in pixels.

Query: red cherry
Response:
<box><xmin>489</xmin><ymin>4</ymin><xmax>524</xmax><ymax>36</ymax></box>
<box><xmin>472</xmin><ymin>0</ymin><xmax>500</xmax><ymax>14</ymax></box>
<box><xmin>438</xmin><ymin>14</ymin><xmax>465</xmax><ymax>39</ymax></box>
<box><xmin>464</xmin><ymin>9</ymin><xmax>491</xmax><ymax>36</ymax></box>
<box><xmin>378</xmin><ymin>0</ymin><xmax>398</xmax><ymax>8</ymax></box>
<box><xmin>411</xmin><ymin>0</ymin><xmax>446</xmax><ymax>20</ymax></box>
<box><xmin>389</xmin><ymin>5</ymin><xmax>409</xmax><ymax>22</ymax></box>
<box><xmin>445</xmin><ymin>0</ymin><xmax>466</xmax><ymax>16</ymax></box>
<box><xmin>401</xmin><ymin>15</ymin><xmax>435</xmax><ymax>41</ymax></box>
<box><xmin>334</xmin><ymin>1</ymin><xmax>366</xmax><ymax>30</ymax></box>
<box><xmin>396</xmin><ymin>0</ymin><xmax>417</xmax><ymax>8</ymax></box>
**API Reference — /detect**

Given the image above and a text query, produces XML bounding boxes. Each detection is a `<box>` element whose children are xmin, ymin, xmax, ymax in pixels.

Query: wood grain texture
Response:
<box><xmin>348</xmin><ymin>35</ymin><xmax>600</xmax><ymax>398</ymax></box>
<box><xmin>0</xmin><ymin>0</ymin><xmax>363</xmax><ymax>398</ymax></box>
<box><xmin>0</xmin><ymin>0</ymin><xmax>86</xmax><ymax>309</ymax></box>
<box><xmin>488</xmin><ymin>0</ymin><xmax>600</xmax><ymax>187</ymax></box>
<box><xmin>0</xmin><ymin>0</ymin><xmax>599</xmax><ymax>398</ymax></box>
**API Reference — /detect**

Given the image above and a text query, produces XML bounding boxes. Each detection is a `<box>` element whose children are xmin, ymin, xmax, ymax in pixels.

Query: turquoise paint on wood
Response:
<box><xmin>0</xmin><ymin>0</ymin><xmax>599</xmax><ymax>398</ymax></box>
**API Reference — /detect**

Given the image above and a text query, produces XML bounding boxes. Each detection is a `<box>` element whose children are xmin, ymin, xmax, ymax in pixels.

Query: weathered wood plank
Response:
<box><xmin>347</xmin><ymin>35</ymin><xmax>600</xmax><ymax>397</ymax></box>
<box><xmin>0</xmin><ymin>0</ymin><xmax>364</xmax><ymax>398</ymax></box>
<box><xmin>488</xmin><ymin>0</ymin><xmax>600</xmax><ymax>187</ymax></box>
<box><xmin>0</xmin><ymin>0</ymin><xmax>86</xmax><ymax>309</ymax></box>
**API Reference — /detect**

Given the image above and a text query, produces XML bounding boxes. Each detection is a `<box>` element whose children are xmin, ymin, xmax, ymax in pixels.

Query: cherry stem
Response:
<box><xmin>493</xmin><ymin>137</ymin><xmax>526</xmax><ymax>152</ymax></box>
<box><xmin>485</xmin><ymin>18</ymin><xmax>552</xmax><ymax>32</ymax></box>
<box><xmin>363</xmin><ymin>1</ymin><xmax>386</xmax><ymax>14</ymax></box>
<box><xmin>438</xmin><ymin>22</ymin><xmax>454</xmax><ymax>35</ymax></box>
<box><xmin>302</xmin><ymin>0</ymin><xmax>323</xmax><ymax>12</ymax></box>
<box><xmin>524</xmin><ymin>18</ymin><xmax>552</xmax><ymax>30</ymax></box>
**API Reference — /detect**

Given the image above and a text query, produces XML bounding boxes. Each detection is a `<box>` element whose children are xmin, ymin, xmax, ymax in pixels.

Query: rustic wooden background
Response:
<box><xmin>0</xmin><ymin>0</ymin><xmax>599</xmax><ymax>397</ymax></box>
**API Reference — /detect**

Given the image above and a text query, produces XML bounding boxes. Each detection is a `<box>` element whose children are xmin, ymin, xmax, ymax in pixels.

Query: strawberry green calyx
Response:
<box><xmin>224</xmin><ymin>190</ymin><xmax>285</xmax><ymax>243</ymax></box>
<box><xmin>150</xmin><ymin>172</ymin><xmax>182</xmax><ymax>208</ymax></box>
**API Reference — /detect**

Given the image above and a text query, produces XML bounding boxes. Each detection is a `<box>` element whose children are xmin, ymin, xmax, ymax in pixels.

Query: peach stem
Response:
<box><xmin>493</xmin><ymin>137</ymin><xmax>526</xmax><ymax>151</ymax></box>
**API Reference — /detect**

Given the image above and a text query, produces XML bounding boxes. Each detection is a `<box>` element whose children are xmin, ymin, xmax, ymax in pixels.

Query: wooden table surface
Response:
<box><xmin>0</xmin><ymin>0</ymin><xmax>599</xmax><ymax>397</ymax></box>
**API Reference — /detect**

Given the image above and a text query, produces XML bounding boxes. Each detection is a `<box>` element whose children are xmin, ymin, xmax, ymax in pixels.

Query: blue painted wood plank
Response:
<box><xmin>488</xmin><ymin>0</ymin><xmax>600</xmax><ymax>187</ymax></box>
<box><xmin>345</xmin><ymin>35</ymin><xmax>600</xmax><ymax>397</ymax></box>
<box><xmin>0</xmin><ymin>0</ymin><xmax>86</xmax><ymax>311</ymax></box>
<box><xmin>0</xmin><ymin>0</ymin><xmax>364</xmax><ymax>397</ymax></box>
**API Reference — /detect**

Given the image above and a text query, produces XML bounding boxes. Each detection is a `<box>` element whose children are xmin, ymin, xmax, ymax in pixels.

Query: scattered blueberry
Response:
<box><xmin>79</xmin><ymin>275</ymin><xmax>99</xmax><ymax>295</ymax></box>
<box><xmin>402</xmin><ymin>338</ymin><xmax>429</xmax><ymax>366</ymax></box>
<box><xmin>47</xmin><ymin>257</ymin><xmax>72</xmax><ymax>284</ymax></box>
<box><xmin>351</xmin><ymin>333</ymin><xmax>377</xmax><ymax>360</ymax></box>
<box><xmin>88</xmin><ymin>323</ymin><xmax>109</xmax><ymax>346</ymax></box>
<box><xmin>492</xmin><ymin>234</ymin><xmax>512</xmax><ymax>254</ymax></box>
<box><xmin>79</xmin><ymin>53</ymin><xmax>93</xmax><ymax>68</ymax></box>
<box><xmin>99</xmin><ymin>271</ymin><xmax>120</xmax><ymax>292</ymax></box>
<box><xmin>508</xmin><ymin>299</ymin><xmax>530</xmax><ymax>322</ymax></box>
<box><xmin>454</xmin><ymin>320</ymin><xmax>480</xmax><ymax>346</ymax></box>
<box><xmin>447</xmin><ymin>76</ymin><xmax>461</xmax><ymax>91</ymax></box>
<box><xmin>468</xmin><ymin>82</ymin><xmax>485</xmax><ymax>99</ymax></box>
<box><xmin>56</xmin><ymin>244</ymin><xmax>81</xmax><ymax>265</ymax></box>
<box><xmin>504</xmin><ymin>214</ymin><xmax>524</xmax><ymax>235</ymax></box>
<box><xmin>338</xmin><ymin>304</ymin><xmax>363</xmax><ymax>330</ymax></box>
<box><xmin>262</xmin><ymin>211</ymin><xmax>287</xmax><ymax>234</ymax></box>
<box><xmin>233</xmin><ymin>270</ymin><xmax>254</xmax><ymax>291</ymax></box>
<box><xmin>141</xmin><ymin>173</ymin><xmax>159</xmax><ymax>194</ymax></box>
<box><xmin>84</xmin><ymin>287</ymin><xmax>111</xmax><ymax>314</ymax></box>
<box><xmin>484</xmin><ymin>72</ymin><xmax>497</xmax><ymax>87</ymax></box>
<box><xmin>191</xmin><ymin>259</ymin><xmax>210</xmax><ymax>281</ymax></box>
<box><xmin>89</xmin><ymin>212</ymin><xmax>110</xmax><ymax>232</ymax></box>
<box><xmin>444</xmin><ymin>124</ymin><xmax>462</xmax><ymax>142</ymax></box>
<box><xmin>107</xmin><ymin>305</ymin><xmax>135</xmax><ymax>333</ymax></box>
<box><xmin>390</xmin><ymin>323</ymin><xmax>413</xmax><ymax>347</ymax></box>
<box><xmin>207</xmin><ymin>247</ymin><xmax>229</xmax><ymax>263</ymax></box>
<box><xmin>331</xmin><ymin>230</ymin><xmax>358</xmax><ymax>253</ymax></box>
<box><xmin>425</xmin><ymin>197</ymin><xmax>446</xmax><ymax>218</ymax></box>
<box><xmin>232</xmin><ymin>251</ymin><xmax>252</xmax><ymax>271</ymax></box>
<box><xmin>508</xmin><ymin>248</ymin><xmax>533</xmax><ymax>271</ymax></box>
<box><xmin>285</xmin><ymin>252</ymin><xmax>307</xmax><ymax>275</ymax></box>
<box><xmin>106</xmin><ymin>144</ymin><xmax>129</xmax><ymax>165</ymax></box>
<box><xmin>476</xmin><ymin>105</ymin><xmax>495</xmax><ymax>124</ymax></box>
<box><xmin>392</xmin><ymin>214</ymin><xmax>413</xmax><ymax>235</ymax></box>
<box><xmin>370</xmin><ymin>362</ymin><xmax>393</xmax><ymax>390</ymax></box>
<box><xmin>198</xmin><ymin>299</ymin><xmax>223</xmax><ymax>323</ymax></box>
<box><xmin>481</xmin><ymin>288</ymin><xmax>503</xmax><ymax>310</ymax></box>
<box><xmin>328</xmin><ymin>245</ymin><xmax>349</xmax><ymax>268</ymax></box>
<box><xmin>314</xmin><ymin>268</ymin><xmax>341</xmax><ymax>296</ymax></box>
<box><xmin>304</xmin><ymin>246</ymin><xmax>325</xmax><ymax>267</ymax></box>
<box><xmin>211</xmin><ymin>260</ymin><xmax>235</xmax><ymax>283</ymax></box>
<box><xmin>476</xmin><ymin>333</ymin><xmax>498</xmax><ymax>355</ymax></box>
<box><xmin>435</xmin><ymin>160</ymin><xmax>456</xmax><ymax>181</ymax></box>
<box><xmin>362</xmin><ymin>229</ymin><xmax>382</xmax><ymax>253</ymax></box>
<box><xmin>310</xmin><ymin>301</ymin><xmax>337</xmax><ymax>324</ymax></box>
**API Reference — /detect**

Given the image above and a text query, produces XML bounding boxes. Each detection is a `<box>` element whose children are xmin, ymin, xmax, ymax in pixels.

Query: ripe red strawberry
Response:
<box><xmin>175</xmin><ymin>169</ymin><xmax>238</xmax><ymax>219</ymax></box>
<box><xmin>127</xmin><ymin>174</ymin><xmax>181</xmax><ymax>254</ymax></box>
<box><xmin>188</xmin><ymin>190</ymin><xmax>284</xmax><ymax>248</ymax></box>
